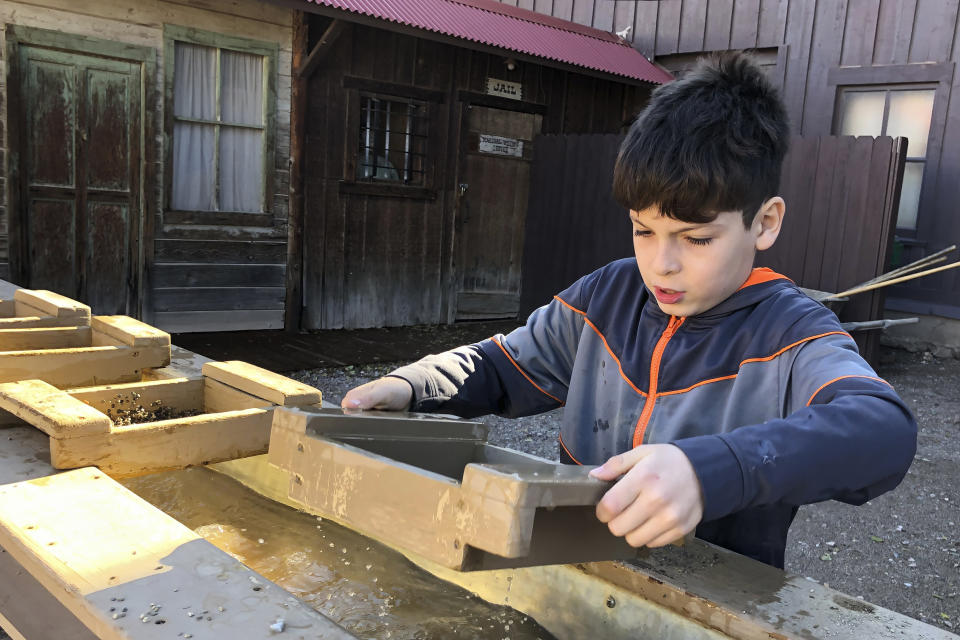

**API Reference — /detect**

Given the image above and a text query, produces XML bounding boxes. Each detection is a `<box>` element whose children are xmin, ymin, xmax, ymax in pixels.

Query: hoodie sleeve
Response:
<box><xmin>673</xmin><ymin>332</ymin><xmax>918</xmax><ymax>523</ymax></box>
<box><xmin>386</xmin><ymin>292</ymin><xmax>587</xmax><ymax>419</ymax></box>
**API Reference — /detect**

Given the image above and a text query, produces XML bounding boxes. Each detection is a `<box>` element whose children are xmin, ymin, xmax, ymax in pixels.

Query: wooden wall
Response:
<box><xmin>521</xmin><ymin>133</ymin><xmax>907</xmax><ymax>365</ymax></box>
<box><xmin>303</xmin><ymin>18</ymin><xmax>653</xmax><ymax>329</ymax></box>
<box><xmin>0</xmin><ymin>0</ymin><xmax>294</xmax><ymax>331</ymax></box>
<box><xmin>499</xmin><ymin>0</ymin><xmax>960</xmax><ymax>318</ymax></box>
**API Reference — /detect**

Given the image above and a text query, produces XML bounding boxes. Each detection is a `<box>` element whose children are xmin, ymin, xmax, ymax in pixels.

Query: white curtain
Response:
<box><xmin>172</xmin><ymin>43</ymin><xmax>216</xmax><ymax>211</ymax></box>
<box><xmin>220</xmin><ymin>50</ymin><xmax>264</xmax><ymax>212</ymax></box>
<box><xmin>172</xmin><ymin>44</ymin><xmax>264</xmax><ymax>212</ymax></box>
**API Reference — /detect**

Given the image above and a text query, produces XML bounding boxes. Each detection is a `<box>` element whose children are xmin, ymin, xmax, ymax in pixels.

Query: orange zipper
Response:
<box><xmin>632</xmin><ymin>315</ymin><xmax>685</xmax><ymax>448</ymax></box>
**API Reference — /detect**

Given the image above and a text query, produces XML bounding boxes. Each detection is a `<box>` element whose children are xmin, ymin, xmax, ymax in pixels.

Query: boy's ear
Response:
<box><xmin>753</xmin><ymin>197</ymin><xmax>785</xmax><ymax>251</ymax></box>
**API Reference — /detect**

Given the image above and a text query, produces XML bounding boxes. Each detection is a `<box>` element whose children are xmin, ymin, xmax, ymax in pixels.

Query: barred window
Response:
<box><xmin>359</xmin><ymin>95</ymin><xmax>427</xmax><ymax>185</ymax></box>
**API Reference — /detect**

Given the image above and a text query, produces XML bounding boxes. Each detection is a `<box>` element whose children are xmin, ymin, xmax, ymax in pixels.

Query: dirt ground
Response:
<box><xmin>290</xmin><ymin>345</ymin><xmax>960</xmax><ymax>634</ymax></box>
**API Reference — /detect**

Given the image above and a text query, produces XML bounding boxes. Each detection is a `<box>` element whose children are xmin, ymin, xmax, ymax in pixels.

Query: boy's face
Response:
<box><xmin>630</xmin><ymin>201</ymin><xmax>783</xmax><ymax>317</ymax></box>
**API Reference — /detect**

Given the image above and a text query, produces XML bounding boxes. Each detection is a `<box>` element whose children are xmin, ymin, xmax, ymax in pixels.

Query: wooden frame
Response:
<box><xmin>827</xmin><ymin>62</ymin><xmax>954</xmax><ymax>239</ymax></box>
<box><xmin>0</xmin><ymin>289</ymin><xmax>91</xmax><ymax>329</ymax></box>
<box><xmin>0</xmin><ymin>467</ymin><xmax>356</xmax><ymax>640</ymax></box>
<box><xmin>0</xmin><ymin>315</ymin><xmax>169</xmax><ymax>388</ymax></box>
<box><xmin>161</xmin><ymin>25</ymin><xmax>280</xmax><ymax>222</ymax></box>
<box><xmin>0</xmin><ymin>361</ymin><xmax>321</xmax><ymax>478</ymax></box>
<box><xmin>4</xmin><ymin>25</ymin><xmax>156</xmax><ymax>320</ymax></box>
<box><xmin>340</xmin><ymin>77</ymin><xmax>443</xmax><ymax>200</ymax></box>
<box><xmin>269</xmin><ymin>407</ymin><xmax>657</xmax><ymax>571</ymax></box>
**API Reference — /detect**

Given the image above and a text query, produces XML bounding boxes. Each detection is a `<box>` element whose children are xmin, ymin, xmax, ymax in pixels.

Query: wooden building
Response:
<box><xmin>290</xmin><ymin>2</ymin><xmax>670</xmax><ymax>330</ymax></box>
<box><xmin>1</xmin><ymin>0</ymin><xmax>295</xmax><ymax>332</ymax></box>
<box><xmin>1</xmin><ymin>0</ymin><xmax>668</xmax><ymax>332</ymax></box>
<box><xmin>502</xmin><ymin>0</ymin><xmax>960</xmax><ymax>322</ymax></box>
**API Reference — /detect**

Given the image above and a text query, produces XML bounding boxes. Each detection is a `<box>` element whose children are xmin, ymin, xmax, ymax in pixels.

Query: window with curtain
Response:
<box><xmin>836</xmin><ymin>86</ymin><xmax>936</xmax><ymax>230</ymax></box>
<box><xmin>358</xmin><ymin>95</ymin><xmax>428</xmax><ymax>185</ymax></box>
<box><xmin>171</xmin><ymin>42</ymin><xmax>266</xmax><ymax>213</ymax></box>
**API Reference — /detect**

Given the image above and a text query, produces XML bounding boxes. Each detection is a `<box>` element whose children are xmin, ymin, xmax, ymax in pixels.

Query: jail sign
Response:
<box><xmin>486</xmin><ymin>78</ymin><xmax>522</xmax><ymax>100</ymax></box>
<box><xmin>478</xmin><ymin>134</ymin><xmax>523</xmax><ymax>158</ymax></box>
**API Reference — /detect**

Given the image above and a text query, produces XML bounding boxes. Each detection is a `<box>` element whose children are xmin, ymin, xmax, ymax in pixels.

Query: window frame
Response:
<box><xmin>340</xmin><ymin>76</ymin><xmax>444</xmax><ymax>200</ymax></box>
<box><xmin>828</xmin><ymin>62</ymin><xmax>953</xmax><ymax>238</ymax></box>
<box><xmin>162</xmin><ymin>25</ymin><xmax>279</xmax><ymax>221</ymax></box>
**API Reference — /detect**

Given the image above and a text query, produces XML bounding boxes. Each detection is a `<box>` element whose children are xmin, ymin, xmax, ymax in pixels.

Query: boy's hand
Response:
<box><xmin>589</xmin><ymin>444</ymin><xmax>704</xmax><ymax>548</ymax></box>
<box><xmin>341</xmin><ymin>377</ymin><xmax>413</xmax><ymax>411</ymax></box>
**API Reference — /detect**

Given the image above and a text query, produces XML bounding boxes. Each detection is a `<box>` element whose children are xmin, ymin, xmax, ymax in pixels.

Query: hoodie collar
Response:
<box><xmin>643</xmin><ymin>268</ymin><xmax>794</xmax><ymax>323</ymax></box>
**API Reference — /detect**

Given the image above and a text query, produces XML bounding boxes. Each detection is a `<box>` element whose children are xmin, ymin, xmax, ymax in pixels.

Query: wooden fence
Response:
<box><xmin>520</xmin><ymin>134</ymin><xmax>907</xmax><ymax>364</ymax></box>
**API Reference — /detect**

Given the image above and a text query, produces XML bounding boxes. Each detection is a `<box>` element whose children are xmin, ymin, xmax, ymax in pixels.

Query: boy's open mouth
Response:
<box><xmin>652</xmin><ymin>286</ymin><xmax>685</xmax><ymax>305</ymax></box>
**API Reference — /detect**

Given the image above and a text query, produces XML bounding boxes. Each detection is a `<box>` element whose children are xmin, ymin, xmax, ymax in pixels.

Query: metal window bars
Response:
<box><xmin>359</xmin><ymin>96</ymin><xmax>428</xmax><ymax>185</ymax></box>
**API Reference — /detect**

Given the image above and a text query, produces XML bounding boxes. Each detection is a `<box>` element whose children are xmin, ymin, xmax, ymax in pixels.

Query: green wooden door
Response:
<box><xmin>17</xmin><ymin>45</ymin><xmax>142</xmax><ymax>315</ymax></box>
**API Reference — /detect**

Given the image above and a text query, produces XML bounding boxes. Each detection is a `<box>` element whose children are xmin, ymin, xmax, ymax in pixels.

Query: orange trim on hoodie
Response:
<box><xmin>491</xmin><ymin>336</ymin><xmax>565</xmax><ymax>405</ymax></box>
<box><xmin>558</xmin><ymin>434</ymin><xmax>583</xmax><ymax>465</ymax></box>
<box><xmin>632</xmin><ymin>315</ymin><xmax>685</xmax><ymax>447</ymax></box>
<box><xmin>737</xmin><ymin>267</ymin><xmax>793</xmax><ymax>291</ymax></box>
<box><xmin>553</xmin><ymin>295</ymin><xmax>647</xmax><ymax>397</ymax></box>
<box><xmin>806</xmin><ymin>375</ymin><xmax>891</xmax><ymax>406</ymax></box>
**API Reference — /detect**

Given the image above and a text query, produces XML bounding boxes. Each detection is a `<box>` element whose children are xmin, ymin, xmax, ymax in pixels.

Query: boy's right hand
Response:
<box><xmin>340</xmin><ymin>376</ymin><xmax>413</xmax><ymax>411</ymax></box>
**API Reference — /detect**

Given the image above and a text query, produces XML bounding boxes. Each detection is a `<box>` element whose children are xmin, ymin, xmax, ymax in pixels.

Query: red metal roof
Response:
<box><xmin>304</xmin><ymin>0</ymin><xmax>673</xmax><ymax>84</ymax></box>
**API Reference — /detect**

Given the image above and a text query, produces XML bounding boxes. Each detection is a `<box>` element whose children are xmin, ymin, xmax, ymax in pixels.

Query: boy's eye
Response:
<box><xmin>686</xmin><ymin>237</ymin><xmax>713</xmax><ymax>246</ymax></box>
<box><xmin>633</xmin><ymin>229</ymin><xmax>650</xmax><ymax>238</ymax></box>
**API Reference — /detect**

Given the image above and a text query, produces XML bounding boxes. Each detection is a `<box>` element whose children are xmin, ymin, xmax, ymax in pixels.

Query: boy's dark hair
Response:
<box><xmin>613</xmin><ymin>52</ymin><xmax>790</xmax><ymax>228</ymax></box>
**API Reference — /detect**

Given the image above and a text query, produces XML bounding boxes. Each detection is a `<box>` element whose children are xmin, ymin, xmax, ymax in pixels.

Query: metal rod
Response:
<box><xmin>825</xmin><ymin>261</ymin><xmax>960</xmax><ymax>299</ymax></box>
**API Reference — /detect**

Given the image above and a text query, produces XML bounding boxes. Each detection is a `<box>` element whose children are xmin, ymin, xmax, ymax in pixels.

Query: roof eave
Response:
<box><xmin>264</xmin><ymin>0</ymin><xmax>664</xmax><ymax>86</ymax></box>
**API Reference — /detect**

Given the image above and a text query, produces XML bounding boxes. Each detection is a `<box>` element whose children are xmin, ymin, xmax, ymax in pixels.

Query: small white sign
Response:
<box><xmin>486</xmin><ymin>78</ymin><xmax>523</xmax><ymax>101</ymax></box>
<box><xmin>478</xmin><ymin>134</ymin><xmax>523</xmax><ymax>158</ymax></box>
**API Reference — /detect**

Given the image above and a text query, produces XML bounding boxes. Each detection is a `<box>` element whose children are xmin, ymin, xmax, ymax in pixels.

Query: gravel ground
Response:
<box><xmin>289</xmin><ymin>347</ymin><xmax>960</xmax><ymax>633</ymax></box>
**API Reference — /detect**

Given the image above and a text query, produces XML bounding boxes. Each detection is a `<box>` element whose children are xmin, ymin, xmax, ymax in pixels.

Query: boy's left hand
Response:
<box><xmin>589</xmin><ymin>444</ymin><xmax>704</xmax><ymax>548</ymax></box>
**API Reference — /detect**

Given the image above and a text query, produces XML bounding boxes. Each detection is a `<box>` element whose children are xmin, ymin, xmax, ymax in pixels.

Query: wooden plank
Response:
<box><xmin>151</xmin><ymin>263</ymin><xmax>285</xmax><ymax>288</ymax></box>
<box><xmin>67</xmin><ymin>377</ymin><xmax>205</xmax><ymax>416</ymax></box>
<box><xmin>13</xmin><ymin>289</ymin><xmax>90</xmax><ymax>322</ymax></box>
<box><xmin>678</xmin><ymin>0</ymin><xmax>708</xmax><ymax>53</ymax></box>
<box><xmin>801</xmin><ymin>137</ymin><xmax>840</xmax><ymax>285</ymax></box>
<box><xmin>0</xmin><ymin>326</ymin><xmax>90</xmax><ymax>351</ymax></box>
<box><xmin>841</xmin><ymin>0</ymin><xmax>882</xmax><ymax>66</ymax></box>
<box><xmin>909</xmin><ymin>0</ymin><xmax>959</xmax><ymax>62</ymax></box>
<box><xmin>731</xmin><ymin>0</ymin><xmax>762</xmax><ymax>49</ymax></box>
<box><xmin>50</xmin><ymin>408</ymin><xmax>276</xmax><ymax>476</ymax></box>
<box><xmin>90</xmin><ymin>315</ymin><xmax>170</xmax><ymax>348</ymax></box>
<box><xmin>0</xmin><ymin>467</ymin><xmax>356</xmax><ymax>638</ymax></box>
<box><xmin>780</xmin><ymin>0</ymin><xmax>817</xmax><ymax>135</ymax></box>
<box><xmin>0</xmin><ymin>300</ymin><xmax>15</xmax><ymax>317</ymax></box>
<box><xmin>202</xmin><ymin>360</ymin><xmax>322</xmax><ymax>406</ymax></box>
<box><xmin>655</xmin><ymin>0</ymin><xmax>682</xmax><ymax>55</ymax></box>
<box><xmin>0</xmin><ymin>379</ymin><xmax>112</xmax><ymax>438</ymax></box>
<box><xmin>0</xmin><ymin>543</ymin><xmax>99</xmax><ymax>640</ymax></box>
<box><xmin>703</xmin><ymin>0</ymin><xmax>735</xmax><ymax>51</ymax></box>
<box><xmin>872</xmin><ymin>0</ymin><xmax>919</xmax><ymax>65</ymax></box>
<box><xmin>203</xmin><ymin>377</ymin><xmax>274</xmax><ymax>413</ymax></box>
<box><xmin>152</xmin><ymin>310</ymin><xmax>284</xmax><ymax>333</ymax></box>
<box><xmin>632</xmin><ymin>0</ymin><xmax>659</xmax><ymax>56</ymax></box>
<box><xmin>801</xmin><ymin>0</ymin><xmax>849</xmax><ymax>135</ymax></box>
<box><xmin>154</xmin><ymin>239</ymin><xmax>286</xmax><ymax>263</ymax></box>
<box><xmin>0</xmin><ymin>345</ymin><xmax>170</xmax><ymax>388</ymax></box>
<box><xmin>152</xmin><ymin>287</ymin><xmax>286</xmax><ymax>312</ymax></box>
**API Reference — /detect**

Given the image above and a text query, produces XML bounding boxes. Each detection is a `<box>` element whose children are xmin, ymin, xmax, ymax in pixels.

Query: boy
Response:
<box><xmin>341</xmin><ymin>53</ymin><xmax>917</xmax><ymax>568</ymax></box>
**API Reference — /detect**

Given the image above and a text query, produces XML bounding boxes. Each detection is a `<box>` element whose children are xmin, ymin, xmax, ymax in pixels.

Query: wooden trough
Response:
<box><xmin>269</xmin><ymin>406</ymin><xmax>655</xmax><ymax>571</ymax></box>
<box><xmin>0</xmin><ymin>315</ymin><xmax>171</xmax><ymax>388</ymax></box>
<box><xmin>0</xmin><ymin>361</ymin><xmax>322</xmax><ymax>478</ymax></box>
<box><xmin>0</xmin><ymin>289</ymin><xmax>91</xmax><ymax>329</ymax></box>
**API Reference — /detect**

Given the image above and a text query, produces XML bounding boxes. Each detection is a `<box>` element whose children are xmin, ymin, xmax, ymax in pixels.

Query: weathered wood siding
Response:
<box><xmin>303</xmin><ymin>18</ymin><xmax>653</xmax><ymax>329</ymax></box>
<box><xmin>0</xmin><ymin>0</ymin><xmax>294</xmax><ymax>331</ymax></box>
<box><xmin>503</xmin><ymin>0</ymin><xmax>960</xmax><ymax>318</ymax></box>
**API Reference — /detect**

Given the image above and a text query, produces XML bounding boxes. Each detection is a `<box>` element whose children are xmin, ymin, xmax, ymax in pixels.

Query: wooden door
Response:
<box><xmin>454</xmin><ymin>105</ymin><xmax>542</xmax><ymax>320</ymax></box>
<box><xmin>14</xmin><ymin>45</ymin><xmax>142</xmax><ymax>315</ymax></box>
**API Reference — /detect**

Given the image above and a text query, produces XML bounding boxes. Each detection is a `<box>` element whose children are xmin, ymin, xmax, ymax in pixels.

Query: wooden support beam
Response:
<box><xmin>202</xmin><ymin>361</ymin><xmax>322</xmax><ymax>406</ymax></box>
<box><xmin>285</xmin><ymin>11</ymin><xmax>309</xmax><ymax>333</ymax></box>
<box><xmin>296</xmin><ymin>18</ymin><xmax>345</xmax><ymax>79</ymax></box>
<box><xmin>0</xmin><ymin>326</ymin><xmax>91</xmax><ymax>351</ymax></box>
<box><xmin>0</xmin><ymin>380</ymin><xmax>112</xmax><ymax>438</ymax></box>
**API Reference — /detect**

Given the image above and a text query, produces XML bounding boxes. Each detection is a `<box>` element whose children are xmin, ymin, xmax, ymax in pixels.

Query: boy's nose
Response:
<box><xmin>652</xmin><ymin>242</ymin><xmax>681</xmax><ymax>275</ymax></box>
